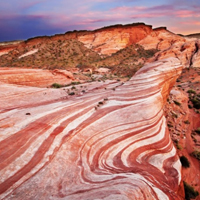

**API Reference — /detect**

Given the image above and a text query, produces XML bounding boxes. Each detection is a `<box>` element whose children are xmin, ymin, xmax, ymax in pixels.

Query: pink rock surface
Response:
<box><xmin>0</xmin><ymin>58</ymin><xmax>183</xmax><ymax>199</ymax></box>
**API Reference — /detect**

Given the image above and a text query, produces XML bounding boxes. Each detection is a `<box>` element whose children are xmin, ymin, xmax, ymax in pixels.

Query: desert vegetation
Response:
<box><xmin>184</xmin><ymin>182</ymin><xmax>199</xmax><ymax>200</ymax></box>
<box><xmin>0</xmin><ymin>40</ymin><xmax>158</xmax><ymax>78</ymax></box>
<box><xmin>180</xmin><ymin>156</ymin><xmax>190</xmax><ymax>168</ymax></box>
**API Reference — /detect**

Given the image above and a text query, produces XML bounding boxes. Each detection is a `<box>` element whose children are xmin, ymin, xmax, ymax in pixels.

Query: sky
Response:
<box><xmin>0</xmin><ymin>0</ymin><xmax>200</xmax><ymax>42</ymax></box>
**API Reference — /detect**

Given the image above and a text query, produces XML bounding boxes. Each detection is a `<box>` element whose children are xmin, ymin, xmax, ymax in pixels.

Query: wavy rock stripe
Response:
<box><xmin>0</xmin><ymin>57</ymin><xmax>182</xmax><ymax>200</ymax></box>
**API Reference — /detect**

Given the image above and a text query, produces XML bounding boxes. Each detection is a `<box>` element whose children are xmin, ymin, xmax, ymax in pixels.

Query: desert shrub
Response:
<box><xmin>187</xmin><ymin>89</ymin><xmax>196</xmax><ymax>94</ymax></box>
<box><xmin>188</xmin><ymin>104</ymin><xmax>193</xmax><ymax>109</ymax></box>
<box><xmin>71</xmin><ymin>81</ymin><xmax>80</xmax><ymax>85</ymax></box>
<box><xmin>189</xmin><ymin>93</ymin><xmax>200</xmax><ymax>109</ymax></box>
<box><xmin>184</xmin><ymin>181</ymin><xmax>199</xmax><ymax>200</ymax></box>
<box><xmin>191</xmin><ymin>151</ymin><xmax>200</xmax><ymax>160</ymax></box>
<box><xmin>71</xmin><ymin>86</ymin><xmax>76</xmax><ymax>90</ymax></box>
<box><xmin>174</xmin><ymin>100</ymin><xmax>181</xmax><ymax>106</ymax></box>
<box><xmin>190</xmin><ymin>97</ymin><xmax>200</xmax><ymax>109</ymax></box>
<box><xmin>144</xmin><ymin>49</ymin><xmax>159</xmax><ymax>58</ymax></box>
<box><xmin>51</xmin><ymin>83</ymin><xmax>62</xmax><ymax>88</ymax></box>
<box><xmin>167</xmin><ymin>123</ymin><xmax>173</xmax><ymax>128</ymax></box>
<box><xmin>68</xmin><ymin>92</ymin><xmax>75</xmax><ymax>95</ymax></box>
<box><xmin>180</xmin><ymin>156</ymin><xmax>190</xmax><ymax>168</ymax></box>
<box><xmin>176</xmin><ymin>142</ymin><xmax>182</xmax><ymax>150</ymax></box>
<box><xmin>184</xmin><ymin>120</ymin><xmax>190</xmax><ymax>124</ymax></box>
<box><xmin>195</xmin><ymin>127</ymin><xmax>200</xmax><ymax>134</ymax></box>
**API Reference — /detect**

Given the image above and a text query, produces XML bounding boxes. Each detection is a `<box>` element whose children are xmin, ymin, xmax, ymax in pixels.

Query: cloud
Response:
<box><xmin>0</xmin><ymin>14</ymin><xmax>64</xmax><ymax>41</ymax></box>
<box><xmin>0</xmin><ymin>0</ymin><xmax>200</xmax><ymax>41</ymax></box>
<box><xmin>175</xmin><ymin>10</ymin><xmax>200</xmax><ymax>18</ymax></box>
<box><xmin>181</xmin><ymin>21</ymin><xmax>200</xmax><ymax>25</ymax></box>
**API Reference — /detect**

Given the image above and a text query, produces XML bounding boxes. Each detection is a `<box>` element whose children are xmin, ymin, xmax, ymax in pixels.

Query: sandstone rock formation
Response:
<box><xmin>0</xmin><ymin>58</ymin><xmax>183</xmax><ymax>199</ymax></box>
<box><xmin>77</xmin><ymin>24</ymin><xmax>152</xmax><ymax>55</ymax></box>
<box><xmin>0</xmin><ymin>68</ymin><xmax>74</xmax><ymax>87</ymax></box>
<box><xmin>138</xmin><ymin>28</ymin><xmax>200</xmax><ymax>68</ymax></box>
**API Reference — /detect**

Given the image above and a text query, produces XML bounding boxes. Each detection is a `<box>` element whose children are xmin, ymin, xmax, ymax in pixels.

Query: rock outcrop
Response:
<box><xmin>0</xmin><ymin>58</ymin><xmax>183</xmax><ymax>199</ymax></box>
<box><xmin>0</xmin><ymin>68</ymin><xmax>74</xmax><ymax>87</ymax></box>
<box><xmin>138</xmin><ymin>28</ymin><xmax>200</xmax><ymax>68</ymax></box>
<box><xmin>77</xmin><ymin>23</ymin><xmax>152</xmax><ymax>55</ymax></box>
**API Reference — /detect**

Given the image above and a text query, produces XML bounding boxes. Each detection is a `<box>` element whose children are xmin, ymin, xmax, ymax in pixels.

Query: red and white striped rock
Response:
<box><xmin>0</xmin><ymin>57</ymin><xmax>182</xmax><ymax>199</ymax></box>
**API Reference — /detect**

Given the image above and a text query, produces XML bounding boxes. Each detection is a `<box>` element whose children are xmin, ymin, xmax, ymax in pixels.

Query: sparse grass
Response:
<box><xmin>184</xmin><ymin>181</ymin><xmax>199</xmax><ymax>200</ymax></box>
<box><xmin>0</xmin><ymin>39</ymin><xmax>158</xmax><ymax>80</ymax></box>
<box><xmin>180</xmin><ymin>156</ymin><xmax>190</xmax><ymax>168</ymax></box>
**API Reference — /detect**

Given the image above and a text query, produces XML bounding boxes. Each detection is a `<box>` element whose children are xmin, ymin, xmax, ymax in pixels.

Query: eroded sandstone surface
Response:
<box><xmin>0</xmin><ymin>58</ymin><xmax>183</xmax><ymax>199</ymax></box>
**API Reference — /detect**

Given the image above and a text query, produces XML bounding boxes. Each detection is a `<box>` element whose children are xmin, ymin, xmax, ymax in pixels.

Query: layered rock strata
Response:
<box><xmin>0</xmin><ymin>58</ymin><xmax>183</xmax><ymax>199</ymax></box>
<box><xmin>138</xmin><ymin>28</ymin><xmax>200</xmax><ymax>68</ymax></box>
<box><xmin>0</xmin><ymin>68</ymin><xmax>74</xmax><ymax>87</ymax></box>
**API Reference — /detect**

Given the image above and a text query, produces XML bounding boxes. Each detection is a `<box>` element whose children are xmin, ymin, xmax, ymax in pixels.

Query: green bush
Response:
<box><xmin>184</xmin><ymin>181</ymin><xmax>199</xmax><ymax>200</ymax></box>
<box><xmin>190</xmin><ymin>96</ymin><xmax>200</xmax><ymax>109</ymax></box>
<box><xmin>180</xmin><ymin>156</ymin><xmax>190</xmax><ymax>168</ymax></box>
<box><xmin>51</xmin><ymin>83</ymin><xmax>62</xmax><ymax>88</ymax></box>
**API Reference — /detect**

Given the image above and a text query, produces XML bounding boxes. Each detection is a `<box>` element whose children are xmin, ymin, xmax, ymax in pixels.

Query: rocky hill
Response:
<box><xmin>0</xmin><ymin>23</ymin><xmax>200</xmax><ymax>200</ymax></box>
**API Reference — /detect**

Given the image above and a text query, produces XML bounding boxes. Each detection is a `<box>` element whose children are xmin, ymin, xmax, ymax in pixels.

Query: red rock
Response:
<box><xmin>0</xmin><ymin>58</ymin><xmax>183</xmax><ymax>199</ymax></box>
<box><xmin>0</xmin><ymin>68</ymin><xmax>74</xmax><ymax>87</ymax></box>
<box><xmin>78</xmin><ymin>24</ymin><xmax>152</xmax><ymax>55</ymax></box>
<box><xmin>52</xmin><ymin>69</ymin><xmax>74</xmax><ymax>80</ymax></box>
<box><xmin>138</xmin><ymin>28</ymin><xmax>186</xmax><ymax>51</ymax></box>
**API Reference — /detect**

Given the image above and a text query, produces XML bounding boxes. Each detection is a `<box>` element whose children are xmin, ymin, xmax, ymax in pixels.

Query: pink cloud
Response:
<box><xmin>111</xmin><ymin>6</ymin><xmax>146</xmax><ymax>12</ymax></box>
<box><xmin>175</xmin><ymin>10</ymin><xmax>197</xmax><ymax>18</ymax></box>
<box><xmin>181</xmin><ymin>21</ymin><xmax>200</xmax><ymax>25</ymax></box>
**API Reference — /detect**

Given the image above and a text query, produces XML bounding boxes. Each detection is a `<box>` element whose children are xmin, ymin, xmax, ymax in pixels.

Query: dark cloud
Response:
<box><xmin>0</xmin><ymin>15</ymin><xmax>65</xmax><ymax>42</ymax></box>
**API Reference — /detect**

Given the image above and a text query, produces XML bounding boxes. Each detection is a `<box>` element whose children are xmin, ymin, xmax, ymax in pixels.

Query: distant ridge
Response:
<box><xmin>185</xmin><ymin>33</ymin><xmax>200</xmax><ymax>39</ymax></box>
